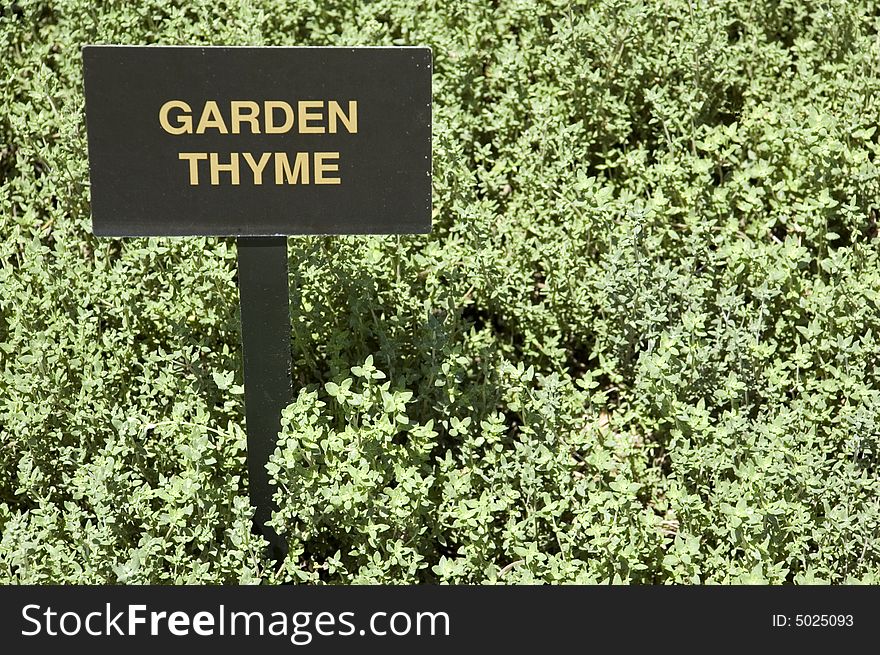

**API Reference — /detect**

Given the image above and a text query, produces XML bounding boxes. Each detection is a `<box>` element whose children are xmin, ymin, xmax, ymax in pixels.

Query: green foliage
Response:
<box><xmin>3</xmin><ymin>0</ymin><xmax>880</xmax><ymax>583</ymax></box>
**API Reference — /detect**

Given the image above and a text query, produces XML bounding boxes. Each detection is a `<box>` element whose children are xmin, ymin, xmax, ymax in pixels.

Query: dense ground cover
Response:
<box><xmin>2</xmin><ymin>0</ymin><xmax>880</xmax><ymax>583</ymax></box>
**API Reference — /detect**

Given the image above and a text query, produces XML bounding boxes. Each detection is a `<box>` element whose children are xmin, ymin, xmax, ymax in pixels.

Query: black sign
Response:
<box><xmin>82</xmin><ymin>46</ymin><xmax>432</xmax><ymax>236</ymax></box>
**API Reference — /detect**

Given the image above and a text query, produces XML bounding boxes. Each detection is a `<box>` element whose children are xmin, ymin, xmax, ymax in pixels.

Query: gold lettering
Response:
<box><xmin>242</xmin><ymin>152</ymin><xmax>272</xmax><ymax>185</ymax></box>
<box><xmin>209</xmin><ymin>152</ymin><xmax>240</xmax><ymax>185</ymax></box>
<box><xmin>178</xmin><ymin>152</ymin><xmax>207</xmax><ymax>184</ymax></box>
<box><xmin>314</xmin><ymin>152</ymin><xmax>340</xmax><ymax>184</ymax></box>
<box><xmin>264</xmin><ymin>101</ymin><xmax>294</xmax><ymax>133</ymax></box>
<box><xmin>298</xmin><ymin>101</ymin><xmax>325</xmax><ymax>134</ymax></box>
<box><xmin>231</xmin><ymin>101</ymin><xmax>261</xmax><ymax>134</ymax></box>
<box><xmin>196</xmin><ymin>101</ymin><xmax>229</xmax><ymax>134</ymax></box>
<box><xmin>274</xmin><ymin>152</ymin><xmax>310</xmax><ymax>184</ymax></box>
<box><xmin>160</xmin><ymin>100</ymin><xmax>193</xmax><ymax>135</ymax></box>
<box><xmin>328</xmin><ymin>100</ymin><xmax>357</xmax><ymax>134</ymax></box>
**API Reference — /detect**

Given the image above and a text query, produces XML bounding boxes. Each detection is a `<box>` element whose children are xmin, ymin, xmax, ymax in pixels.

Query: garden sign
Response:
<box><xmin>82</xmin><ymin>45</ymin><xmax>432</xmax><ymax>557</ymax></box>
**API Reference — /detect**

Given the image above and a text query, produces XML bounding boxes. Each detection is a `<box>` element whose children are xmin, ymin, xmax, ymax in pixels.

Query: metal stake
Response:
<box><xmin>237</xmin><ymin>236</ymin><xmax>292</xmax><ymax>560</ymax></box>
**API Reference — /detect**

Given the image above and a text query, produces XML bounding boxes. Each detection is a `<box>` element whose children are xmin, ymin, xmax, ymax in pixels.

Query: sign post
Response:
<box><xmin>83</xmin><ymin>45</ymin><xmax>432</xmax><ymax>556</ymax></box>
<box><xmin>236</xmin><ymin>237</ymin><xmax>292</xmax><ymax>558</ymax></box>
